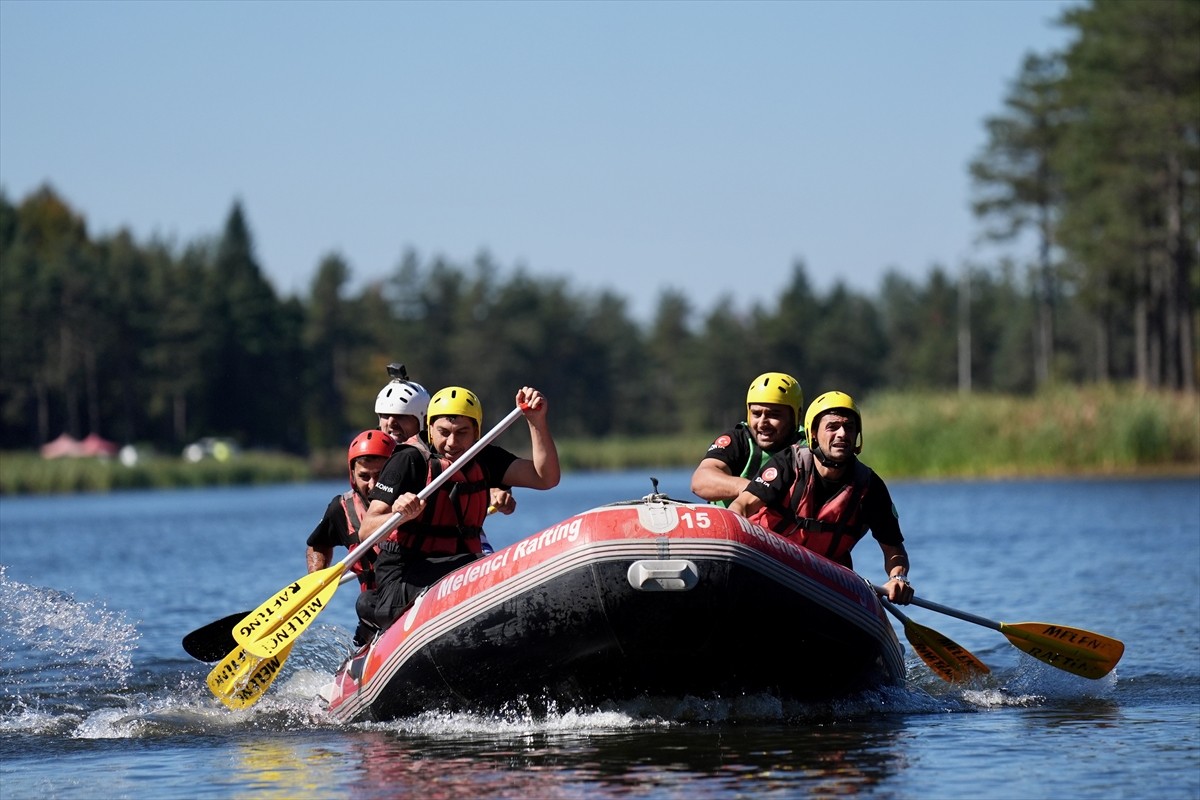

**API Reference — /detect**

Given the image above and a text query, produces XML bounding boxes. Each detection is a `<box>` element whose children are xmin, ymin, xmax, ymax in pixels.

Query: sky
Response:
<box><xmin>0</xmin><ymin>0</ymin><xmax>1077</xmax><ymax>321</ymax></box>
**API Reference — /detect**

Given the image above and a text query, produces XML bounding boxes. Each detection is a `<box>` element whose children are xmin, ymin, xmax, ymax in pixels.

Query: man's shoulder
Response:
<box><xmin>765</xmin><ymin>441</ymin><xmax>805</xmax><ymax>464</ymax></box>
<box><xmin>386</xmin><ymin>443</ymin><xmax>428</xmax><ymax>467</ymax></box>
<box><xmin>395</xmin><ymin>440</ymin><xmax>429</xmax><ymax>456</ymax></box>
<box><xmin>479</xmin><ymin>443</ymin><xmax>517</xmax><ymax>465</ymax></box>
<box><xmin>705</xmin><ymin>423</ymin><xmax>751</xmax><ymax>449</ymax></box>
<box><xmin>860</xmin><ymin>460</ymin><xmax>886</xmax><ymax>487</ymax></box>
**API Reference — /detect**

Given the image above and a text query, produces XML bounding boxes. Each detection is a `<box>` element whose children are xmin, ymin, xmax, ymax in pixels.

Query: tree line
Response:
<box><xmin>0</xmin><ymin>0</ymin><xmax>1195</xmax><ymax>455</ymax></box>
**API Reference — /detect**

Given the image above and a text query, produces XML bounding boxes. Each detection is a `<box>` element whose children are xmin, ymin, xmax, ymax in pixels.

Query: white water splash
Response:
<box><xmin>0</xmin><ymin>565</ymin><xmax>139</xmax><ymax>692</ymax></box>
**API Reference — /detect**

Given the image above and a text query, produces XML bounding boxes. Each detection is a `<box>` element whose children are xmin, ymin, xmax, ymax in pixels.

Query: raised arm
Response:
<box><xmin>501</xmin><ymin>386</ymin><xmax>561</xmax><ymax>490</ymax></box>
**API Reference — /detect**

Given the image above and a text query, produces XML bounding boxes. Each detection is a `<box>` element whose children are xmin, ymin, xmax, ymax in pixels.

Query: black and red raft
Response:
<box><xmin>320</xmin><ymin>493</ymin><xmax>905</xmax><ymax>722</ymax></box>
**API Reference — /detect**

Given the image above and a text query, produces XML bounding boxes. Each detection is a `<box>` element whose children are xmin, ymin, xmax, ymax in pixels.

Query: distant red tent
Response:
<box><xmin>79</xmin><ymin>433</ymin><xmax>119</xmax><ymax>457</ymax></box>
<box><xmin>40</xmin><ymin>433</ymin><xmax>83</xmax><ymax>459</ymax></box>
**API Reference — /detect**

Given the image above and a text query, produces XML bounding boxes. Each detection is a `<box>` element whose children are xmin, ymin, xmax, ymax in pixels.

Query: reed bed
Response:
<box><xmin>2</xmin><ymin>386</ymin><xmax>1196</xmax><ymax>494</ymax></box>
<box><xmin>0</xmin><ymin>451</ymin><xmax>311</xmax><ymax>495</ymax></box>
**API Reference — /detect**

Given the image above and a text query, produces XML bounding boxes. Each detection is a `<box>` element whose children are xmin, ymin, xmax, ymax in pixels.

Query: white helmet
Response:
<box><xmin>375</xmin><ymin>363</ymin><xmax>430</xmax><ymax>419</ymax></box>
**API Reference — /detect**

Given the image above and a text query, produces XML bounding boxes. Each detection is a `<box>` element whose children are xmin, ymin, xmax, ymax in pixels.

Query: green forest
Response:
<box><xmin>1</xmin><ymin>0</ymin><xmax>1196</xmax><ymax>461</ymax></box>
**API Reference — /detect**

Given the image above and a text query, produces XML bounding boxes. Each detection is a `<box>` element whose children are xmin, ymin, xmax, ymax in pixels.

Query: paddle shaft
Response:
<box><xmin>877</xmin><ymin>593</ymin><xmax>922</xmax><ymax>628</ymax></box>
<box><xmin>908</xmin><ymin>595</ymin><xmax>1004</xmax><ymax>631</ymax></box>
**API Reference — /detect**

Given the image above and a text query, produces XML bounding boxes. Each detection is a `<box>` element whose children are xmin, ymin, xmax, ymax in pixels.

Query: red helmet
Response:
<box><xmin>347</xmin><ymin>429</ymin><xmax>396</xmax><ymax>471</ymax></box>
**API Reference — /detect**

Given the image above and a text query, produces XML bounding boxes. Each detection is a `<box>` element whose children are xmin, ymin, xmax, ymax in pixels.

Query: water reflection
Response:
<box><xmin>297</xmin><ymin>717</ymin><xmax>916</xmax><ymax>799</ymax></box>
<box><xmin>224</xmin><ymin>736</ymin><xmax>350</xmax><ymax>799</ymax></box>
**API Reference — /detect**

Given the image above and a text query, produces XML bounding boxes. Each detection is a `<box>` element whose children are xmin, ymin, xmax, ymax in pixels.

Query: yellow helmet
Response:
<box><xmin>745</xmin><ymin>372</ymin><xmax>804</xmax><ymax>431</ymax></box>
<box><xmin>427</xmin><ymin>386</ymin><xmax>483</xmax><ymax>432</ymax></box>
<box><xmin>804</xmin><ymin>391</ymin><xmax>863</xmax><ymax>454</ymax></box>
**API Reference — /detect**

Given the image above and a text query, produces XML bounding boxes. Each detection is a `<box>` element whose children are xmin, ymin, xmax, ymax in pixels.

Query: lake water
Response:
<box><xmin>1</xmin><ymin>469</ymin><xmax>1197</xmax><ymax>799</ymax></box>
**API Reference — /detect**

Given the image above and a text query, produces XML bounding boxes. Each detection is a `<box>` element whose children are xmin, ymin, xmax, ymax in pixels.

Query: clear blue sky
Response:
<box><xmin>1</xmin><ymin>0</ymin><xmax>1075</xmax><ymax>321</ymax></box>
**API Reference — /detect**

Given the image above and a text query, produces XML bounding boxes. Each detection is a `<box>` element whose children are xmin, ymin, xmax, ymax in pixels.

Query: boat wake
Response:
<box><xmin>0</xmin><ymin>565</ymin><xmax>1118</xmax><ymax>742</ymax></box>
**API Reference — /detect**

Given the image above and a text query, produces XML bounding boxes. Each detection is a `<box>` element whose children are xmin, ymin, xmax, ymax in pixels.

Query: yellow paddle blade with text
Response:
<box><xmin>1000</xmin><ymin>622</ymin><xmax>1124</xmax><ymax>679</ymax></box>
<box><xmin>206</xmin><ymin>640</ymin><xmax>297</xmax><ymax>710</ymax></box>
<box><xmin>233</xmin><ymin>565</ymin><xmax>343</xmax><ymax>659</ymax></box>
<box><xmin>901</xmin><ymin>616</ymin><xmax>990</xmax><ymax>682</ymax></box>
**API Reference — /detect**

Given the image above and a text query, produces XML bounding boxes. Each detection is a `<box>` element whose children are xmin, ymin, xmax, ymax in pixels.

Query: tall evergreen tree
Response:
<box><xmin>90</xmin><ymin>230</ymin><xmax>164</xmax><ymax>443</ymax></box>
<box><xmin>1055</xmin><ymin>0</ymin><xmax>1199</xmax><ymax>389</ymax></box>
<box><xmin>760</xmin><ymin>262</ymin><xmax>818</xmax><ymax>391</ymax></box>
<box><xmin>580</xmin><ymin>291</ymin><xmax>648</xmax><ymax>436</ymax></box>
<box><xmin>304</xmin><ymin>252</ymin><xmax>355</xmax><ymax>448</ymax></box>
<box><xmin>970</xmin><ymin>52</ymin><xmax>1066</xmax><ymax>386</ymax></box>
<box><xmin>646</xmin><ymin>290</ymin><xmax>698</xmax><ymax>434</ymax></box>
<box><xmin>695</xmin><ymin>297</ymin><xmax>758</xmax><ymax>432</ymax></box>
<box><xmin>1</xmin><ymin>187</ymin><xmax>95</xmax><ymax>443</ymax></box>
<box><xmin>143</xmin><ymin>241</ymin><xmax>211</xmax><ymax>445</ymax></box>
<box><xmin>200</xmin><ymin>202</ymin><xmax>297</xmax><ymax>447</ymax></box>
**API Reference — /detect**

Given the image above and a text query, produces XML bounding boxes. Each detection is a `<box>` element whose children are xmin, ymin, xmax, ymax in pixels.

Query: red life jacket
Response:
<box><xmin>749</xmin><ymin>446</ymin><xmax>874</xmax><ymax>568</ymax></box>
<box><xmin>387</xmin><ymin>450</ymin><xmax>489</xmax><ymax>557</ymax></box>
<box><xmin>340</xmin><ymin>489</ymin><xmax>378</xmax><ymax>591</ymax></box>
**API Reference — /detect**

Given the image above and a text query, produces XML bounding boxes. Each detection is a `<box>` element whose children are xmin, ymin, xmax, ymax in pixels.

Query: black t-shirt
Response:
<box><xmin>305</xmin><ymin>495</ymin><xmax>354</xmax><ymax>550</ymax></box>
<box><xmin>701</xmin><ymin>423</ymin><xmax>800</xmax><ymax>478</ymax></box>
<box><xmin>368</xmin><ymin>443</ymin><xmax>519</xmax><ymax>507</ymax></box>
<box><xmin>745</xmin><ymin>450</ymin><xmax>905</xmax><ymax>547</ymax></box>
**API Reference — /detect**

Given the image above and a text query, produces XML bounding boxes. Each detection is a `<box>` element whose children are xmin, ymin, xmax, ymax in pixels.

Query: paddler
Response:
<box><xmin>728</xmin><ymin>391</ymin><xmax>915</xmax><ymax>604</ymax></box>
<box><xmin>304</xmin><ymin>429</ymin><xmax>396</xmax><ymax>646</ymax></box>
<box><xmin>691</xmin><ymin>371</ymin><xmax>805</xmax><ymax>506</ymax></box>
<box><xmin>355</xmin><ymin>386</ymin><xmax>561</xmax><ymax>635</ymax></box>
<box><xmin>374</xmin><ymin>362</ymin><xmax>515</xmax><ymax>538</ymax></box>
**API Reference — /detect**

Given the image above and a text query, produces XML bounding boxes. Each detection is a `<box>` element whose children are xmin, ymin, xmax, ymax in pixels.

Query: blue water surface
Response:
<box><xmin>1</xmin><ymin>470</ymin><xmax>1197</xmax><ymax>799</ymax></box>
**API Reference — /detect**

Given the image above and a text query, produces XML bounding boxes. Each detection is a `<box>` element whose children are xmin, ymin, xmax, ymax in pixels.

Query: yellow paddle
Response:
<box><xmin>908</xmin><ymin>594</ymin><xmax>1125</xmax><ymax>679</ymax></box>
<box><xmin>233</xmin><ymin>405</ymin><xmax>526</xmax><ymax>659</ymax></box>
<box><xmin>206</xmin><ymin>641</ymin><xmax>296</xmax><ymax>710</ymax></box>
<box><xmin>876</xmin><ymin>592</ymin><xmax>990</xmax><ymax>682</ymax></box>
<box><xmin>184</xmin><ymin>572</ymin><xmax>356</xmax><ymax>662</ymax></box>
<box><xmin>203</xmin><ymin>506</ymin><xmax>499</xmax><ymax>708</ymax></box>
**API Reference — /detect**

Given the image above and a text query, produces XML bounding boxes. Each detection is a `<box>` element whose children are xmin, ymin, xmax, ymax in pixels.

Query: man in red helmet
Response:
<box><xmin>305</xmin><ymin>429</ymin><xmax>396</xmax><ymax>646</ymax></box>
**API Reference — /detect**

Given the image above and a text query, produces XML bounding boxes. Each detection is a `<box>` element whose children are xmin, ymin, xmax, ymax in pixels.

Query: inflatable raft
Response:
<box><xmin>320</xmin><ymin>494</ymin><xmax>905</xmax><ymax>722</ymax></box>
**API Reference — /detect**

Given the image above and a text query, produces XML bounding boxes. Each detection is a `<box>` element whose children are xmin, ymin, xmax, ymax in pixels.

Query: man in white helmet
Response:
<box><xmin>375</xmin><ymin>363</ymin><xmax>432</xmax><ymax>443</ymax></box>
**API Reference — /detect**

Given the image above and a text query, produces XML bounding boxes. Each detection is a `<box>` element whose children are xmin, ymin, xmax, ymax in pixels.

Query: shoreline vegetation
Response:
<box><xmin>2</xmin><ymin>386</ymin><xmax>1196</xmax><ymax>496</ymax></box>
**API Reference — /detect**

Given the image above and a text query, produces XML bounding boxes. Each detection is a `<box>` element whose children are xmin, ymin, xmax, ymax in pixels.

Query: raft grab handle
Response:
<box><xmin>627</xmin><ymin>560</ymin><xmax>699</xmax><ymax>592</ymax></box>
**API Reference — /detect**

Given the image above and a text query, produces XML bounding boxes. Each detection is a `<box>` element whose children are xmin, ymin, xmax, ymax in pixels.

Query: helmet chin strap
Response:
<box><xmin>812</xmin><ymin>444</ymin><xmax>851</xmax><ymax>469</ymax></box>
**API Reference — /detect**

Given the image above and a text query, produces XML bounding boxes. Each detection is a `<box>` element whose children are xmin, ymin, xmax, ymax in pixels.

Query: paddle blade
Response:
<box><xmin>206</xmin><ymin>641</ymin><xmax>296</xmax><ymax>710</ymax></box>
<box><xmin>183</xmin><ymin>610</ymin><xmax>249</xmax><ymax>662</ymax></box>
<box><xmin>1000</xmin><ymin>622</ymin><xmax>1125</xmax><ymax>679</ymax></box>
<box><xmin>185</xmin><ymin>573</ymin><xmax>357</xmax><ymax>662</ymax></box>
<box><xmin>902</xmin><ymin>618</ymin><xmax>991</xmax><ymax>682</ymax></box>
<box><xmin>233</xmin><ymin>565</ymin><xmax>343</xmax><ymax>658</ymax></box>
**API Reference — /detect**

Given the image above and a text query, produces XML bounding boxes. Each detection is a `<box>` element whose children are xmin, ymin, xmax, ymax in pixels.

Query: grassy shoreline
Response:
<box><xmin>2</xmin><ymin>385</ymin><xmax>1196</xmax><ymax>495</ymax></box>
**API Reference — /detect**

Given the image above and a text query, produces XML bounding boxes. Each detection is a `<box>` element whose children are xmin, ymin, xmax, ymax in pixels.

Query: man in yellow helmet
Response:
<box><xmin>728</xmin><ymin>391</ymin><xmax>914</xmax><ymax>604</ymax></box>
<box><xmin>373</xmin><ymin>362</ymin><xmax>516</xmax><ymax>531</ymax></box>
<box><xmin>355</xmin><ymin>385</ymin><xmax>561</xmax><ymax>633</ymax></box>
<box><xmin>691</xmin><ymin>372</ymin><xmax>805</xmax><ymax>507</ymax></box>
